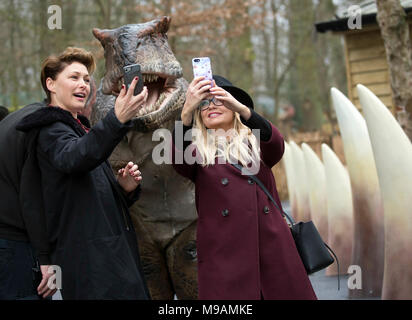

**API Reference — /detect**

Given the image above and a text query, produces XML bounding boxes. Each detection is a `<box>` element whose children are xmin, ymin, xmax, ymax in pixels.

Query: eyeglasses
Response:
<box><xmin>199</xmin><ymin>97</ymin><xmax>224</xmax><ymax>111</ymax></box>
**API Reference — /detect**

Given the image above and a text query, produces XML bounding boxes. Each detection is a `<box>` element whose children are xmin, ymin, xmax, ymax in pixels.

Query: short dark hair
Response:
<box><xmin>40</xmin><ymin>47</ymin><xmax>96</xmax><ymax>103</ymax></box>
<box><xmin>0</xmin><ymin>106</ymin><xmax>9</xmax><ymax>121</ymax></box>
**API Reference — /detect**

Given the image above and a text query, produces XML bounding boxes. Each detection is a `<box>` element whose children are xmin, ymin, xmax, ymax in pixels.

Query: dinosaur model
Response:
<box><xmin>91</xmin><ymin>16</ymin><xmax>198</xmax><ymax>299</ymax></box>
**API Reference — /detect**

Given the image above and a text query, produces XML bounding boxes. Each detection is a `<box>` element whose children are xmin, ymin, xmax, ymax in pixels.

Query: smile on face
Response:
<box><xmin>200</xmin><ymin>99</ymin><xmax>235</xmax><ymax>132</ymax></box>
<box><xmin>46</xmin><ymin>62</ymin><xmax>90</xmax><ymax>118</ymax></box>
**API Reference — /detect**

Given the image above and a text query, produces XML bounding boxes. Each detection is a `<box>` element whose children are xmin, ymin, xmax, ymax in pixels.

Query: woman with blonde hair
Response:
<box><xmin>172</xmin><ymin>75</ymin><xmax>316</xmax><ymax>300</ymax></box>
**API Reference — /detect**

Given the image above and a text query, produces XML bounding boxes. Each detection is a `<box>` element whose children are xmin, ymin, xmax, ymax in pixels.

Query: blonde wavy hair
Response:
<box><xmin>192</xmin><ymin>107</ymin><xmax>261</xmax><ymax>168</ymax></box>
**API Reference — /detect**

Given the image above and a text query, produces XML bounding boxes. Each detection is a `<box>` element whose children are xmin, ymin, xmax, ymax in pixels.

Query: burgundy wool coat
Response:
<box><xmin>172</xmin><ymin>122</ymin><xmax>317</xmax><ymax>300</ymax></box>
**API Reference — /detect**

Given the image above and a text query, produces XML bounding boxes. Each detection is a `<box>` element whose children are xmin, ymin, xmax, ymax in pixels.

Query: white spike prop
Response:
<box><xmin>331</xmin><ymin>87</ymin><xmax>384</xmax><ymax>298</ymax></box>
<box><xmin>301</xmin><ymin>143</ymin><xmax>328</xmax><ymax>241</ymax></box>
<box><xmin>357</xmin><ymin>84</ymin><xmax>412</xmax><ymax>299</ymax></box>
<box><xmin>282</xmin><ymin>142</ymin><xmax>298</xmax><ymax>220</ymax></box>
<box><xmin>322</xmin><ymin>143</ymin><xmax>354</xmax><ymax>276</ymax></box>
<box><xmin>289</xmin><ymin>141</ymin><xmax>311</xmax><ymax>222</ymax></box>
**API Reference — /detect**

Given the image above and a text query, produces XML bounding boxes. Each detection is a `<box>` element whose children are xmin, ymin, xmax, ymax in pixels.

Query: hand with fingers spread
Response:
<box><xmin>117</xmin><ymin>161</ymin><xmax>142</xmax><ymax>193</ymax></box>
<box><xmin>37</xmin><ymin>265</ymin><xmax>58</xmax><ymax>299</ymax></box>
<box><xmin>181</xmin><ymin>76</ymin><xmax>213</xmax><ymax>126</ymax></box>
<box><xmin>209</xmin><ymin>82</ymin><xmax>251</xmax><ymax>120</ymax></box>
<box><xmin>115</xmin><ymin>76</ymin><xmax>148</xmax><ymax>123</ymax></box>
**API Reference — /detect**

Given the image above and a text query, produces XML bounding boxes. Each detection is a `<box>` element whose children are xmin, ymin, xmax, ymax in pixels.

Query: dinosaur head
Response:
<box><xmin>93</xmin><ymin>16</ymin><xmax>187</xmax><ymax>131</ymax></box>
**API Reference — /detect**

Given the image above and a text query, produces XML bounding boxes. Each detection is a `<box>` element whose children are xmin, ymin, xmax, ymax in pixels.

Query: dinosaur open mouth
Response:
<box><xmin>112</xmin><ymin>73</ymin><xmax>179</xmax><ymax>118</ymax></box>
<box><xmin>138</xmin><ymin>74</ymin><xmax>177</xmax><ymax>117</ymax></box>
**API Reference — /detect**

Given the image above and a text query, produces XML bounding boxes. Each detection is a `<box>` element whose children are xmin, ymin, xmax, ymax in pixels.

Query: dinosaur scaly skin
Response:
<box><xmin>91</xmin><ymin>17</ymin><xmax>198</xmax><ymax>299</ymax></box>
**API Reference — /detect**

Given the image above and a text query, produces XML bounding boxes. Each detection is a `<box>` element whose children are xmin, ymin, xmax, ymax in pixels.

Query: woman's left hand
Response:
<box><xmin>117</xmin><ymin>162</ymin><xmax>142</xmax><ymax>193</ymax></box>
<box><xmin>210</xmin><ymin>83</ymin><xmax>251</xmax><ymax>120</ymax></box>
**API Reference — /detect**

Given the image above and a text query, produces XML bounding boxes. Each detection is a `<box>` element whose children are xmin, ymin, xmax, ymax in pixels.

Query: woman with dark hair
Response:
<box><xmin>16</xmin><ymin>47</ymin><xmax>150</xmax><ymax>300</ymax></box>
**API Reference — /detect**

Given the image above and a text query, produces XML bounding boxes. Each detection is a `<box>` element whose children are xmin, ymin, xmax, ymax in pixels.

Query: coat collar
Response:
<box><xmin>16</xmin><ymin>105</ymin><xmax>90</xmax><ymax>134</ymax></box>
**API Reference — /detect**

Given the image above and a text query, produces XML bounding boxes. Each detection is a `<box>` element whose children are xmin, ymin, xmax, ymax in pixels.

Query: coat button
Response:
<box><xmin>222</xmin><ymin>209</ymin><xmax>229</xmax><ymax>217</ymax></box>
<box><xmin>263</xmin><ymin>206</ymin><xmax>270</xmax><ymax>214</ymax></box>
<box><xmin>248</xmin><ymin>178</ymin><xmax>254</xmax><ymax>185</ymax></box>
<box><xmin>221</xmin><ymin>178</ymin><xmax>229</xmax><ymax>186</ymax></box>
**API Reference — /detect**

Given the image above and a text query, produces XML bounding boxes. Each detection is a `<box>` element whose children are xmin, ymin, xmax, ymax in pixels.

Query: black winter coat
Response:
<box><xmin>17</xmin><ymin>106</ymin><xmax>150</xmax><ymax>300</ymax></box>
<box><xmin>0</xmin><ymin>101</ymin><xmax>50</xmax><ymax>264</ymax></box>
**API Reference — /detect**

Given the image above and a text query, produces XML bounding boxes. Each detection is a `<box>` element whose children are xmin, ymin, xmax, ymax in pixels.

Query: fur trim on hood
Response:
<box><xmin>16</xmin><ymin>105</ymin><xmax>91</xmax><ymax>134</ymax></box>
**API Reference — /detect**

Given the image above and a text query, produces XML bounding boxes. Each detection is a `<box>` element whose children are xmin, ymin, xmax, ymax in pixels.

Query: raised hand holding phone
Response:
<box><xmin>181</xmin><ymin>76</ymin><xmax>213</xmax><ymax>125</ymax></box>
<box><xmin>180</xmin><ymin>57</ymin><xmax>215</xmax><ymax>125</ymax></box>
<box><xmin>209</xmin><ymin>85</ymin><xmax>251</xmax><ymax>120</ymax></box>
<box><xmin>115</xmin><ymin>76</ymin><xmax>148</xmax><ymax>123</ymax></box>
<box><xmin>123</xmin><ymin>64</ymin><xmax>144</xmax><ymax>96</ymax></box>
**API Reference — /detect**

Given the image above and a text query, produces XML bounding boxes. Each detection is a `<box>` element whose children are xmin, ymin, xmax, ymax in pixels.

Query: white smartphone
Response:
<box><xmin>192</xmin><ymin>57</ymin><xmax>213</xmax><ymax>83</ymax></box>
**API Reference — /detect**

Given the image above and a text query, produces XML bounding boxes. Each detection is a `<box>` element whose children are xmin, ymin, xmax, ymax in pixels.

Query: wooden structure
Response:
<box><xmin>316</xmin><ymin>0</ymin><xmax>412</xmax><ymax>112</ymax></box>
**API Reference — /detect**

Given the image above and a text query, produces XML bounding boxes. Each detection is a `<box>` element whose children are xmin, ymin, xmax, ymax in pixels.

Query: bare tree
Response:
<box><xmin>376</xmin><ymin>0</ymin><xmax>412</xmax><ymax>141</ymax></box>
<box><xmin>94</xmin><ymin>0</ymin><xmax>112</xmax><ymax>28</ymax></box>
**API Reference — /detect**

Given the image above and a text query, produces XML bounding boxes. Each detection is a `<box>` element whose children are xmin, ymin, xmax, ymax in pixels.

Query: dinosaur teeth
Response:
<box><xmin>135</xmin><ymin>91</ymin><xmax>169</xmax><ymax>117</ymax></box>
<box><xmin>158</xmin><ymin>93</ymin><xmax>166</xmax><ymax>104</ymax></box>
<box><xmin>144</xmin><ymin>103</ymin><xmax>154</xmax><ymax>114</ymax></box>
<box><xmin>152</xmin><ymin>93</ymin><xmax>166</xmax><ymax>111</ymax></box>
<box><xmin>142</xmin><ymin>74</ymin><xmax>159</xmax><ymax>83</ymax></box>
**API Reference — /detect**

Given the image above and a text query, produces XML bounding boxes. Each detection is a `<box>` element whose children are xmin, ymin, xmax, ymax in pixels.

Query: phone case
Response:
<box><xmin>192</xmin><ymin>57</ymin><xmax>213</xmax><ymax>82</ymax></box>
<box><xmin>123</xmin><ymin>64</ymin><xmax>144</xmax><ymax>95</ymax></box>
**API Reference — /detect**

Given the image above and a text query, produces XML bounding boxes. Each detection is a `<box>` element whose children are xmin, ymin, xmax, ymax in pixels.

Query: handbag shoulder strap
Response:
<box><xmin>232</xmin><ymin>163</ymin><xmax>341</xmax><ymax>290</ymax></box>
<box><xmin>231</xmin><ymin>163</ymin><xmax>295</xmax><ymax>226</ymax></box>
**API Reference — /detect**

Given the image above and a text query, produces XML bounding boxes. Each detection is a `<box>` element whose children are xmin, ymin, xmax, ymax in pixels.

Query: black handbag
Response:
<box><xmin>231</xmin><ymin>163</ymin><xmax>340</xmax><ymax>289</ymax></box>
